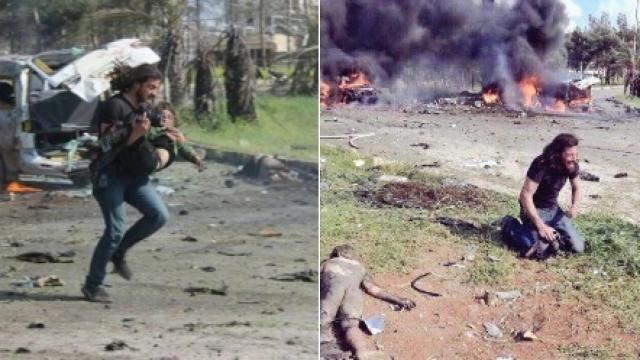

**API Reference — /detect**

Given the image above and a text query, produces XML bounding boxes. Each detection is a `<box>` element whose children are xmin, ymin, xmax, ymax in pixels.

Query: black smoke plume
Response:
<box><xmin>321</xmin><ymin>0</ymin><xmax>568</xmax><ymax>98</ymax></box>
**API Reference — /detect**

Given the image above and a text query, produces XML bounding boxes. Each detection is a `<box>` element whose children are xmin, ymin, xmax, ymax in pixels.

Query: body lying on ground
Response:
<box><xmin>320</xmin><ymin>244</ymin><xmax>416</xmax><ymax>360</ymax></box>
<box><xmin>502</xmin><ymin>133</ymin><xmax>586</xmax><ymax>260</ymax></box>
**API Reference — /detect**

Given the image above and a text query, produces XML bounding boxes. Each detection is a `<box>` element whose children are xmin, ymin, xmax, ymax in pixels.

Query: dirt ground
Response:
<box><xmin>320</xmin><ymin>85</ymin><xmax>640</xmax><ymax>359</ymax></box>
<box><xmin>0</xmin><ymin>160</ymin><xmax>318</xmax><ymax>359</ymax></box>
<box><xmin>360</xmin><ymin>243</ymin><xmax>638</xmax><ymax>360</ymax></box>
<box><xmin>321</xmin><ymin>85</ymin><xmax>639</xmax><ymax>224</ymax></box>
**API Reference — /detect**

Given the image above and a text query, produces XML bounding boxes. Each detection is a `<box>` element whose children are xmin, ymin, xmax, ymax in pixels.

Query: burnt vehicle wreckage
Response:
<box><xmin>0</xmin><ymin>39</ymin><xmax>160</xmax><ymax>188</ymax></box>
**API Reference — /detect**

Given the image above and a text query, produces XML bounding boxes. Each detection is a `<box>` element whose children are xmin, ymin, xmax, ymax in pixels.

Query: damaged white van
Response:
<box><xmin>0</xmin><ymin>39</ymin><xmax>160</xmax><ymax>188</ymax></box>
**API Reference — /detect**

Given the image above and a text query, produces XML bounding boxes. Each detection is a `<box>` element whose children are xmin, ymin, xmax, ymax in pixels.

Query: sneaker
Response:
<box><xmin>81</xmin><ymin>284</ymin><xmax>111</xmax><ymax>303</ymax></box>
<box><xmin>112</xmin><ymin>257</ymin><xmax>133</xmax><ymax>281</ymax></box>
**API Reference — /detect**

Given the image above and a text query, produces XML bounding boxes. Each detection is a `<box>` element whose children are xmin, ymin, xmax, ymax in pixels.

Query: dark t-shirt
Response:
<box><xmin>97</xmin><ymin>95</ymin><xmax>152</xmax><ymax>173</ymax></box>
<box><xmin>526</xmin><ymin>155</ymin><xmax>578</xmax><ymax>209</ymax></box>
<box><xmin>97</xmin><ymin>94</ymin><xmax>136</xmax><ymax>135</ymax></box>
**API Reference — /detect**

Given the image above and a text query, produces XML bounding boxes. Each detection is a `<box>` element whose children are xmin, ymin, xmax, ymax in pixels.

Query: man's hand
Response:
<box><xmin>395</xmin><ymin>298</ymin><xmax>416</xmax><ymax>310</ymax></box>
<box><xmin>567</xmin><ymin>205</ymin><xmax>578</xmax><ymax>219</ymax></box>
<box><xmin>537</xmin><ymin>223</ymin><xmax>557</xmax><ymax>242</ymax></box>
<box><xmin>128</xmin><ymin>115</ymin><xmax>150</xmax><ymax>145</ymax></box>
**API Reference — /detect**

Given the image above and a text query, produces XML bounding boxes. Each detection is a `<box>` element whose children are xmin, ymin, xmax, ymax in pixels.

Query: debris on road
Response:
<box><xmin>483</xmin><ymin>322</ymin><xmax>503</xmax><ymax>338</ymax></box>
<box><xmin>13</xmin><ymin>252</ymin><xmax>73</xmax><ymax>263</ymax></box>
<box><xmin>363</xmin><ymin>315</ymin><xmax>385</xmax><ymax>335</ymax></box>
<box><xmin>579</xmin><ymin>170</ymin><xmax>600</xmax><ymax>182</ymax></box>
<box><xmin>377</xmin><ymin>175</ymin><xmax>409</xmax><ymax>184</ymax></box>
<box><xmin>184</xmin><ymin>284</ymin><xmax>228</xmax><ymax>296</ymax></box>
<box><xmin>104</xmin><ymin>340</ymin><xmax>137</xmax><ymax>351</ymax></box>
<box><xmin>495</xmin><ymin>290</ymin><xmax>522</xmax><ymax>301</ymax></box>
<box><xmin>217</xmin><ymin>250</ymin><xmax>251</xmax><ymax>257</ymax></box>
<box><xmin>155</xmin><ymin>185</ymin><xmax>176</xmax><ymax>196</ymax></box>
<box><xmin>410</xmin><ymin>142</ymin><xmax>430</xmax><ymax>150</ymax></box>
<box><xmin>436</xmin><ymin>217</ymin><xmax>478</xmax><ymax>231</ymax></box>
<box><xmin>258</xmin><ymin>229</ymin><xmax>282</xmax><ymax>238</ymax></box>
<box><xmin>269</xmin><ymin>269</ymin><xmax>318</xmax><ymax>283</ymax></box>
<box><xmin>410</xmin><ymin>272</ymin><xmax>443</xmax><ymax>297</ymax></box>
<box><xmin>320</xmin><ymin>133</ymin><xmax>375</xmax><ymax>149</ymax></box>
<box><xmin>515</xmin><ymin>329</ymin><xmax>538</xmax><ymax>341</ymax></box>
<box><xmin>27</xmin><ymin>323</ymin><xmax>45</xmax><ymax>329</ymax></box>
<box><xmin>614</xmin><ymin>172</ymin><xmax>628</xmax><ymax>178</ymax></box>
<box><xmin>181</xmin><ymin>236</ymin><xmax>198</xmax><ymax>242</ymax></box>
<box><xmin>11</xmin><ymin>275</ymin><xmax>65</xmax><ymax>288</ymax></box>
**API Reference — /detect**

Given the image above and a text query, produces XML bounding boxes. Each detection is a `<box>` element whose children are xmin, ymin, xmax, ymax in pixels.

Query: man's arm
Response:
<box><xmin>520</xmin><ymin>177</ymin><xmax>556</xmax><ymax>242</ymax></box>
<box><xmin>567</xmin><ymin>177</ymin><xmax>581</xmax><ymax>218</ymax></box>
<box><xmin>361</xmin><ymin>274</ymin><xmax>415</xmax><ymax>310</ymax></box>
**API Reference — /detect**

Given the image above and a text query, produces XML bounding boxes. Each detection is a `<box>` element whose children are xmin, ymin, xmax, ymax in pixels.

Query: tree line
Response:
<box><xmin>0</xmin><ymin>0</ymin><xmax>318</xmax><ymax>122</ymax></box>
<box><xmin>566</xmin><ymin>12</ymin><xmax>638</xmax><ymax>88</ymax></box>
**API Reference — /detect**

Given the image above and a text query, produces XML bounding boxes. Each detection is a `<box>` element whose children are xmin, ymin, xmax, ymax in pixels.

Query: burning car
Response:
<box><xmin>0</xmin><ymin>39</ymin><xmax>160</xmax><ymax>189</ymax></box>
<box><xmin>321</xmin><ymin>70</ymin><xmax>378</xmax><ymax>108</ymax></box>
<box><xmin>481</xmin><ymin>75</ymin><xmax>599</xmax><ymax>112</ymax></box>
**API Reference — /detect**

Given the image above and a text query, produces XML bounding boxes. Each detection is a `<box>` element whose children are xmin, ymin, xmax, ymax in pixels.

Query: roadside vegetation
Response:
<box><xmin>180</xmin><ymin>95</ymin><xmax>318</xmax><ymax>161</ymax></box>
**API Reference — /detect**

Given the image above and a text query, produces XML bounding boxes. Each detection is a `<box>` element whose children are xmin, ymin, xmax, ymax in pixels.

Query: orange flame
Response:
<box><xmin>338</xmin><ymin>71</ymin><xmax>371</xmax><ymax>90</ymax></box>
<box><xmin>5</xmin><ymin>181</ymin><xmax>42</xmax><ymax>193</ymax></box>
<box><xmin>320</xmin><ymin>81</ymin><xmax>332</xmax><ymax>109</ymax></box>
<box><xmin>518</xmin><ymin>76</ymin><xmax>540</xmax><ymax>108</ymax></box>
<box><xmin>548</xmin><ymin>99</ymin><xmax>567</xmax><ymax>112</ymax></box>
<box><xmin>482</xmin><ymin>89</ymin><xmax>500</xmax><ymax>104</ymax></box>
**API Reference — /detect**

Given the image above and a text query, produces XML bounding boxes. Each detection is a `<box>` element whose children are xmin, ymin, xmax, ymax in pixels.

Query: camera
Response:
<box><xmin>136</xmin><ymin>103</ymin><xmax>164</xmax><ymax>127</ymax></box>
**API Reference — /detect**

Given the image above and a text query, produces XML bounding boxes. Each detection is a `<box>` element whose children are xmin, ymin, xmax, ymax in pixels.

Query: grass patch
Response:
<box><xmin>614</xmin><ymin>93</ymin><xmax>640</xmax><ymax>108</ymax></box>
<box><xmin>320</xmin><ymin>145</ymin><xmax>515</xmax><ymax>276</ymax></box>
<box><xmin>321</xmin><ymin>145</ymin><xmax>640</xmax><ymax>330</ymax></box>
<box><xmin>179</xmin><ymin>95</ymin><xmax>317</xmax><ymax>161</ymax></box>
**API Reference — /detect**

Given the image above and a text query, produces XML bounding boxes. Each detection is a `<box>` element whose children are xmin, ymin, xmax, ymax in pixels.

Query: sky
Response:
<box><xmin>563</xmin><ymin>0</ymin><xmax>640</xmax><ymax>30</ymax></box>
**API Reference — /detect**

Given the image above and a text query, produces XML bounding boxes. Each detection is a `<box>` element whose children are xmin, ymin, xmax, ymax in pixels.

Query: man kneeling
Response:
<box><xmin>502</xmin><ymin>133</ymin><xmax>586</xmax><ymax>259</ymax></box>
<box><xmin>320</xmin><ymin>245</ymin><xmax>416</xmax><ymax>360</ymax></box>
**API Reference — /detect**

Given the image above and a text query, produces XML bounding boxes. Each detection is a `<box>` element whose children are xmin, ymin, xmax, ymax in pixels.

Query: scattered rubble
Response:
<box><xmin>495</xmin><ymin>290</ymin><xmax>522</xmax><ymax>301</ymax></box>
<box><xmin>269</xmin><ymin>270</ymin><xmax>318</xmax><ymax>283</ymax></box>
<box><xmin>184</xmin><ymin>284</ymin><xmax>228</xmax><ymax>296</ymax></box>
<box><xmin>363</xmin><ymin>315</ymin><xmax>385</xmax><ymax>335</ymax></box>
<box><xmin>436</xmin><ymin>217</ymin><xmax>478</xmax><ymax>231</ymax></box>
<box><xmin>181</xmin><ymin>236</ymin><xmax>198</xmax><ymax>242</ymax></box>
<box><xmin>614</xmin><ymin>172</ymin><xmax>628</xmax><ymax>178</ymax></box>
<box><xmin>13</xmin><ymin>252</ymin><xmax>73</xmax><ymax>264</ymax></box>
<box><xmin>483</xmin><ymin>322</ymin><xmax>503</xmax><ymax>338</ymax></box>
<box><xmin>11</xmin><ymin>275</ymin><xmax>65</xmax><ymax>288</ymax></box>
<box><xmin>217</xmin><ymin>250</ymin><xmax>251</xmax><ymax>257</ymax></box>
<box><xmin>104</xmin><ymin>340</ymin><xmax>137</xmax><ymax>352</ymax></box>
<box><xmin>579</xmin><ymin>170</ymin><xmax>600</xmax><ymax>182</ymax></box>
<box><xmin>410</xmin><ymin>142</ymin><xmax>430</xmax><ymax>150</ymax></box>
<box><xmin>515</xmin><ymin>329</ymin><xmax>538</xmax><ymax>341</ymax></box>
<box><xmin>377</xmin><ymin>175</ymin><xmax>409</xmax><ymax>184</ymax></box>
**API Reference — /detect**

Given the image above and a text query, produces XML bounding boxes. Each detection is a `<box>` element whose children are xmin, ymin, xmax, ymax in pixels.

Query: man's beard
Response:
<box><xmin>136</xmin><ymin>89</ymin><xmax>152</xmax><ymax>104</ymax></box>
<box><xmin>565</xmin><ymin>161</ymin><xmax>577</xmax><ymax>175</ymax></box>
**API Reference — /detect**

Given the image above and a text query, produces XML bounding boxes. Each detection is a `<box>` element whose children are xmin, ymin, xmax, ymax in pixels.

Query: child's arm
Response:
<box><xmin>177</xmin><ymin>142</ymin><xmax>204</xmax><ymax>171</ymax></box>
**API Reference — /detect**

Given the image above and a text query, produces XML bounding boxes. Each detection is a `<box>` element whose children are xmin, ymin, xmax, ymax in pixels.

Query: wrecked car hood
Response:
<box><xmin>46</xmin><ymin>39</ymin><xmax>160</xmax><ymax>101</ymax></box>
